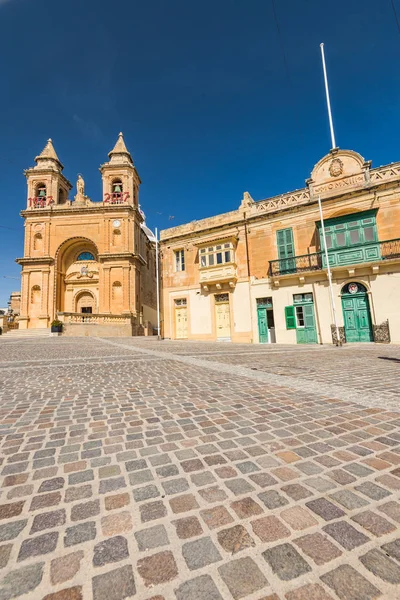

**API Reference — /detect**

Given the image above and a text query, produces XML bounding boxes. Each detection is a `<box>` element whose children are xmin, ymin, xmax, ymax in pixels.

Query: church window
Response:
<box><xmin>111</xmin><ymin>179</ymin><xmax>123</xmax><ymax>204</ymax></box>
<box><xmin>77</xmin><ymin>252</ymin><xmax>95</xmax><ymax>261</ymax></box>
<box><xmin>35</xmin><ymin>183</ymin><xmax>46</xmax><ymax>198</ymax></box>
<box><xmin>31</xmin><ymin>285</ymin><xmax>41</xmax><ymax>303</ymax></box>
<box><xmin>112</xmin><ymin>179</ymin><xmax>123</xmax><ymax>194</ymax></box>
<box><xmin>58</xmin><ymin>187</ymin><xmax>67</xmax><ymax>204</ymax></box>
<box><xmin>32</xmin><ymin>183</ymin><xmax>47</xmax><ymax>208</ymax></box>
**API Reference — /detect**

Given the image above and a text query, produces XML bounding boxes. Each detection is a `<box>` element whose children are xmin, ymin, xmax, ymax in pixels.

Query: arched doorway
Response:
<box><xmin>55</xmin><ymin>237</ymin><xmax>99</xmax><ymax>315</ymax></box>
<box><xmin>75</xmin><ymin>291</ymin><xmax>96</xmax><ymax>314</ymax></box>
<box><xmin>341</xmin><ymin>282</ymin><xmax>373</xmax><ymax>342</ymax></box>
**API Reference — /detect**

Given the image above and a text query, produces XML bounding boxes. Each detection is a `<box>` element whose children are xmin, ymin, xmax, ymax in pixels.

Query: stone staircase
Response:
<box><xmin>2</xmin><ymin>328</ymin><xmax>52</xmax><ymax>339</ymax></box>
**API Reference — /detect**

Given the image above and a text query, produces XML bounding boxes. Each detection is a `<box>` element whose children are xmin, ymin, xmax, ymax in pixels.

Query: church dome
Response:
<box><xmin>141</xmin><ymin>223</ymin><xmax>156</xmax><ymax>243</ymax></box>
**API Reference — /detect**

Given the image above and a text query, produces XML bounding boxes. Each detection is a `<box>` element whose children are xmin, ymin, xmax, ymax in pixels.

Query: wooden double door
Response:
<box><xmin>342</xmin><ymin>291</ymin><xmax>373</xmax><ymax>342</ymax></box>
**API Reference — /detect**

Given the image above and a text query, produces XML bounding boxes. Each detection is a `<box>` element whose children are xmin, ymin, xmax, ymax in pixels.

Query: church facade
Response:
<box><xmin>160</xmin><ymin>148</ymin><xmax>400</xmax><ymax>345</ymax></box>
<box><xmin>17</xmin><ymin>134</ymin><xmax>157</xmax><ymax>336</ymax></box>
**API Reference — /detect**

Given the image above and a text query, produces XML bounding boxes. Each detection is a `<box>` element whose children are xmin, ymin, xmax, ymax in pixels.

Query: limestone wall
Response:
<box><xmin>62</xmin><ymin>322</ymin><xmax>136</xmax><ymax>337</ymax></box>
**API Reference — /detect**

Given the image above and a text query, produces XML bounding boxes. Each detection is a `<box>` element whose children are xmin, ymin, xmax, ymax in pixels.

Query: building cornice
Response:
<box><xmin>16</xmin><ymin>256</ymin><xmax>54</xmax><ymax>266</ymax></box>
<box><xmin>161</xmin><ymin>176</ymin><xmax>400</xmax><ymax>244</ymax></box>
<box><xmin>98</xmin><ymin>252</ymin><xmax>146</xmax><ymax>265</ymax></box>
<box><xmin>20</xmin><ymin>204</ymin><xmax>139</xmax><ymax>218</ymax></box>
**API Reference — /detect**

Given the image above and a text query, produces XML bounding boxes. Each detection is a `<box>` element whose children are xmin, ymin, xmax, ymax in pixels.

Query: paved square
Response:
<box><xmin>1</xmin><ymin>337</ymin><xmax>400</xmax><ymax>599</ymax></box>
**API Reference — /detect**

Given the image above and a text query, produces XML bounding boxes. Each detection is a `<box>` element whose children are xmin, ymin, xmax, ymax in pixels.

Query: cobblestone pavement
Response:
<box><xmin>0</xmin><ymin>338</ymin><xmax>400</xmax><ymax>600</ymax></box>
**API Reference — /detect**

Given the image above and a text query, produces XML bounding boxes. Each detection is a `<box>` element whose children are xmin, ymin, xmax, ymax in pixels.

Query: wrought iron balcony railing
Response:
<box><xmin>269</xmin><ymin>238</ymin><xmax>400</xmax><ymax>277</ymax></box>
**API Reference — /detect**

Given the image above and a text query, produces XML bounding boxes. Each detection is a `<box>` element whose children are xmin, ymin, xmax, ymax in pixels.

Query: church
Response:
<box><xmin>16</xmin><ymin>134</ymin><xmax>157</xmax><ymax>336</ymax></box>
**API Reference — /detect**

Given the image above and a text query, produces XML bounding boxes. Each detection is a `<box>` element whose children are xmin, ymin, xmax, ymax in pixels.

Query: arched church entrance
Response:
<box><xmin>341</xmin><ymin>282</ymin><xmax>373</xmax><ymax>342</ymax></box>
<box><xmin>55</xmin><ymin>237</ymin><xmax>100</xmax><ymax>316</ymax></box>
<box><xmin>75</xmin><ymin>290</ymin><xmax>96</xmax><ymax>314</ymax></box>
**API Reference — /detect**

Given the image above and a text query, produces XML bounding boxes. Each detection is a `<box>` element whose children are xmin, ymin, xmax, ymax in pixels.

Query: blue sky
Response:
<box><xmin>1</xmin><ymin>0</ymin><xmax>400</xmax><ymax>305</ymax></box>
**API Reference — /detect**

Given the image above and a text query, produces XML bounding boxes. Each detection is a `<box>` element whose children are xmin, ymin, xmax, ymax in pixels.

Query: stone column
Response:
<box><xmin>46</xmin><ymin>222</ymin><xmax>51</xmax><ymax>256</ymax></box>
<box><xmin>25</xmin><ymin>224</ymin><xmax>31</xmax><ymax>256</ymax></box>
<box><xmin>39</xmin><ymin>268</ymin><xmax>50</xmax><ymax>328</ymax></box>
<box><xmin>122</xmin><ymin>266</ymin><xmax>130</xmax><ymax>313</ymax></box>
<box><xmin>102</xmin><ymin>266</ymin><xmax>111</xmax><ymax>313</ymax></box>
<box><xmin>40</xmin><ymin>269</ymin><xmax>50</xmax><ymax>314</ymax></box>
<box><xmin>130</xmin><ymin>265</ymin><xmax>139</xmax><ymax>316</ymax></box>
<box><xmin>18</xmin><ymin>271</ymin><xmax>30</xmax><ymax>329</ymax></box>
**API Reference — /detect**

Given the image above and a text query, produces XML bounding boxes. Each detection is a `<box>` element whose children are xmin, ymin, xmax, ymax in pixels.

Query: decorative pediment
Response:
<box><xmin>308</xmin><ymin>148</ymin><xmax>371</xmax><ymax>199</ymax></box>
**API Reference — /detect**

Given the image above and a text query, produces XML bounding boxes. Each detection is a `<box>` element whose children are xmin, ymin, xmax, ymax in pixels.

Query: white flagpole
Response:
<box><xmin>155</xmin><ymin>227</ymin><xmax>161</xmax><ymax>340</ymax></box>
<box><xmin>318</xmin><ymin>196</ymin><xmax>341</xmax><ymax>346</ymax></box>
<box><xmin>320</xmin><ymin>43</ymin><xmax>336</xmax><ymax>149</ymax></box>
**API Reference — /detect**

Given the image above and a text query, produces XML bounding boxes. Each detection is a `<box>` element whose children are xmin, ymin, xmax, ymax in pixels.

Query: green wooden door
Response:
<box><xmin>296</xmin><ymin>303</ymin><xmax>318</xmax><ymax>344</ymax></box>
<box><xmin>277</xmin><ymin>228</ymin><xmax>295</xmax><ymax>273</ymax></box>
<box><xmin>342</xmin><ymin>294</ymin><xmax>373</xmax><ymax>342</ymax></box>
<box><xmin>257</xmin><ymin>307</ymin><xmax>269</xmax><ymax>343</ymax></box>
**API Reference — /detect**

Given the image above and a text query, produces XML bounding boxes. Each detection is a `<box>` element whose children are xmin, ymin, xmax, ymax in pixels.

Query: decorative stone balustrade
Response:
<box><xmin>58</xmin><ymin>312</ymin><xmax>132</xmax><ymax>324</ymax></box>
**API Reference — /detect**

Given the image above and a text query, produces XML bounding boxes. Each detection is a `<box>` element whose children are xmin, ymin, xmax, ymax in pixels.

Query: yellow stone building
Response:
<box><xmin>17</xmin><ymin>134</ymin><xmax>157</xmax><ymax>336</ymax></box>
<box><xmin>160</xmin><ymin>148</ymin><xmax>400</xmax><ymax>345</ymax></box>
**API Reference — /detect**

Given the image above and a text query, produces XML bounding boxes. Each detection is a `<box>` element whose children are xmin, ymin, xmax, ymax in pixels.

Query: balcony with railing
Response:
<box><xmin>269</xmin><ymin>238</ymin><xmax>400</xmax><ymax>277</ymax></box>
<box><xmin>28</xmin><ymin>196</ymin><xmax>54</xmax><ymax>209</ymax></box>
<box><xmin>104</xmin><ymin>192</ymin><xmax>130</xmax><ymax>204</ymax></box>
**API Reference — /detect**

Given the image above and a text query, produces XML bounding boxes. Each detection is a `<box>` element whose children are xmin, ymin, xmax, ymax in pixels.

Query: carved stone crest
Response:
<box><xmin>77</xmin><ymin>265</ymin><xmax>94</xmax><ymax>279</ymax></box>
<box><xmin>329</xmin><ymin>158</ymin><xmax>344</xmax><ymax>178</ymax></box>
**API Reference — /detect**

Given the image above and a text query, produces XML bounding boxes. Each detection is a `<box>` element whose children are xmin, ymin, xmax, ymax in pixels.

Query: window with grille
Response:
<box><xmin>293</xmin><ymin>293</ymin><xmax>313</xmax><ymax>304</ymax></box>
<box><xmin>77</xmin><ymin>252</ymin><xmax>95</xmax><ymax>261</ymax></box>
<box><xmin>174</xmin><ymin>249</ymin><xmax>185</xmax><ymax>272</ymax></box>
<box><xmin>215</xmin><ymin>293</ymin><xmax>229</xmax><ymax>303</ymax></box>
<box><xmin>256</xmin><ymin>297</ymin><xmax>273</xmax><ymax>308</ymax></box>
<box><xmin>174</xmin><ymin>298</ymin><xmax>187</xmax><ymax>306</ymax></box>
<box><xmin>199</xmin><ymin>242</ymin><xmax>234</xmax><ymax>268</ymax></box>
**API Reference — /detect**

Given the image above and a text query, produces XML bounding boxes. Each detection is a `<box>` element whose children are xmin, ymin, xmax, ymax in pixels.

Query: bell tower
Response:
<box><xmin>100</xmin><ymin>132</ymin><xmax>141</xmax><ymax>206</ymax></box>
<box><xmin>24</xmin><ymin>139</ymin><xmax>72</xmax><ymax>208</ymax></box>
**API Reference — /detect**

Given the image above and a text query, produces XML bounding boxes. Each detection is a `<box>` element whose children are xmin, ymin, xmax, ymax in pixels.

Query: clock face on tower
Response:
<box><xmin>113</xmin><ymin>220</ymin><xmax>121</xmax><ymax>228</ymax></box>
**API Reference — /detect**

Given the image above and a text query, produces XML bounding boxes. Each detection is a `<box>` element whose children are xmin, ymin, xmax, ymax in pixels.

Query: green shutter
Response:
<box><xmin>277</xmin><ymin>228</ymin><xmax>295</xmax><ymax>273</ymax></box>
<box><xmin>277</xmin><ymin>228</ymin><xmax>294</xmax><ymax>259</ymax></box>
<box><xmin>303</xmin><ymin>304</ymin><xmax>315</xmax><ymax>329</ymax></box>
<box><xmin>285</xmin><ymin>306</ymin><xmax>296</xmax><ymax>329</ymax></box>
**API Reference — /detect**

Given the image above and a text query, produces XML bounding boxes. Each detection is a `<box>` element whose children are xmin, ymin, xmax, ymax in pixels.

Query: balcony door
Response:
<box><xmin>341</xmin><ymin>283</ymin><xmax>373</xmax><ymax>342</ymax></box>
<box><xmin>277</xmin><ymin>228</ymin><xmax>295</xmax><ymax>274</ymax></box>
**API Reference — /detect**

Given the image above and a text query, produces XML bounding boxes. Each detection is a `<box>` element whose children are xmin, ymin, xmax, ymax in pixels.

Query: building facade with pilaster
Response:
<box><xmin>160</xmin><ymin>148</ymin><xmax>400</xmax><ymax>345</ymax></box>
